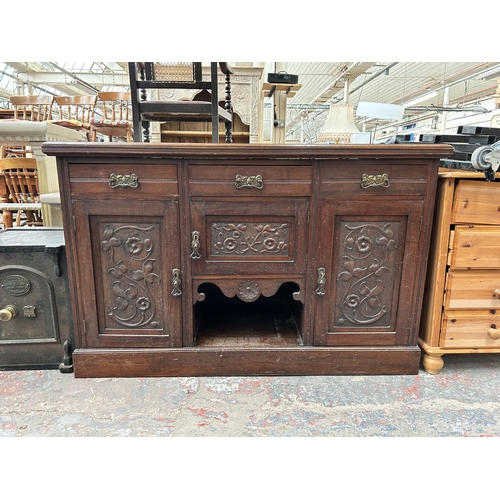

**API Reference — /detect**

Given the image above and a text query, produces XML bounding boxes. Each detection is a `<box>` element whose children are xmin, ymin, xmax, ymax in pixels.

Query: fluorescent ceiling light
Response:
<box><xmin>356</xmin><ymin>101</ymin><xmax>404</xmax><ymax>120</ymax></box>
<box><xmin>403</xmin><ymin>90</ymin><xmax>438</xmax><ymax>108</ymax></box>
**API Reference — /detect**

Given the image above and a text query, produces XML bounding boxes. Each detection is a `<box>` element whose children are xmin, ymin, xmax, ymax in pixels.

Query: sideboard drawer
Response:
<box><xmin>448</xmin><ymin>225</ymin><xmax>500</xmax><ymax>269</ymax></box>
<box><xmin>442</xmin><ymin>310</ymin><xmax>500</xmax><ymax>348</ymax></box>
<box><xmin>320</xmin><ymin>161</ymin><xmax>432</xmax><ymax>197</ymax></box>
<box><xmin>188</xmin><ymin>164</ymin><xmax>313</xmax><ymax>197</ymax></box>
<box><xmin>69</xmin><ymin>163</ymin><xmax>179</xmax><ymax>200</ymax></box>
<box><xmin>452</xmin><ymin>179</ymin><xmax>500</xmax><ymax>225</ymax></box>
<box><xmin>445</xmin><ymin>270</ymin><xmax>500</xmax><ymax>309</ymax></box>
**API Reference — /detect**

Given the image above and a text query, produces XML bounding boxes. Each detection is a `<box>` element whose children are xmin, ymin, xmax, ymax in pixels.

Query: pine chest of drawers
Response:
<box><xmin>419</xmin><ymin>169</ymin><xmax>500</xmax><ymax>374</ymax></box>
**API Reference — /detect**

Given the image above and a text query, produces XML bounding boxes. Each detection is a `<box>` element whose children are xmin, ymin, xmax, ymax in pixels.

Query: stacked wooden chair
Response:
<box><xmin>1</xmin><ymin>95</ymin><xmax>54</xmax><ymax>158</ymax></box>
<box><xmin>0</xmin><ymin>157</ymin><xmax>42</xmax><ymax>228</ymax></box>
<box><xmin>128</xmin><ymin>62</ymin><xmax>233</xmax><ymax>143</ymax></box>
<box><xmin>90</xmin><ymin>92</ymin><xmax>133</xmax><ymax>142</ymax></box>
<box><xmin>52</xmin><ymin>95</ymin><xmax>96</xmax><ymax>141</ymax></box>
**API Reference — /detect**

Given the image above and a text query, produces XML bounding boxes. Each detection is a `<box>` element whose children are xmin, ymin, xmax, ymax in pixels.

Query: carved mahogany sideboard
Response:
<box><xmin>41</xmin><ymin>143</ymin><xmax>451</xmax><ymax>378</ymax></box>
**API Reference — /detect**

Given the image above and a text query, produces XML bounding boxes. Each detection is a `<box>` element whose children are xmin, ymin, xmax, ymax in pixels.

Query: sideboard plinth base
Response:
<box><xmin>72</xmin><ymin>346</ymin><xmax>421</xmax><ymax>378</ymax></box>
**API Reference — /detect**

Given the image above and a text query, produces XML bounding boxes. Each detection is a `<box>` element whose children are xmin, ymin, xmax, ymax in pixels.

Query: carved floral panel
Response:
<box><xmin>211</xmin><ymin>222</ymin><xmax>289</xmax><ymax>257</ymax></box>
<box><xmin>335</xmin><ymin>220</ymin><xmax>401</xmax><ymax>328</ymax></box>
<box><xmin>99</xmin><ymin>222</ymin><xmax>162</xmax><ymax>330</ymax></box>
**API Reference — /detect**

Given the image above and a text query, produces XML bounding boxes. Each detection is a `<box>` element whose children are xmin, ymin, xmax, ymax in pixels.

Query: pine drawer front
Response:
<box><xmin>69</xmin><ymin>163</ymin><xmax>179</xmax><ymax>201</ymax></box>
<box><xmin>449</xmin><ymin>226</ymin><xmax>500</xmax><ymax>269</ymax></box>
<box><xmin>188</xmin><ymin>165</ymin><xmax>313</xmax><ymax>197</ymax></box>
<box><xmin>442</xmin><ymin>310</ymin><xmax>500</xmax><ymax>348</ymax></box>
<box><xmin>452</xmin><ymin>179</ymin><xmax>500</xmax><ymax>225</ymax></box>
<box><xmin>445</xmin><ymin>270</ymin><xmax>500</xmax><ymax>309</ymax></box>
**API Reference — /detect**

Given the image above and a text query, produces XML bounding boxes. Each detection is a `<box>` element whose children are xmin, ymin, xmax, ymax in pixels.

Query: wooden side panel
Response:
<box><xmin>419</xmin><ymin>177</ymin><xmax>455</xmax><ymax>346</ymax></box>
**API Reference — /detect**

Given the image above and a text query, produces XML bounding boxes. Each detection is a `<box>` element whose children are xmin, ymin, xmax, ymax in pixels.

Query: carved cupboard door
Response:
<box><xmin>189</xmin><ymin>199</ymin><xmax>309</xmax><ymax>277</ymax></box>
<box><xmin>314</xmin><ymin>199</ymin><xmax>425</xmax><ymax>347</ymax></box>
<box><xmin>71</xmin><ymin>200</ymin><xmax>181</xmax><ymax>348</ymax></box>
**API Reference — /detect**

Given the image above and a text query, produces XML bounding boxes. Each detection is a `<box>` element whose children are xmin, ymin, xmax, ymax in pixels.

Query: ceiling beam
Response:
<box><xmin>3</xmin><ymin>62</ymin><xmax>129</xmax><ymax>89</ymax></box>
<box><xmin>11</xmin><ymin>71</ymin><xmax>129</xmax><ymax>87</ymax></box>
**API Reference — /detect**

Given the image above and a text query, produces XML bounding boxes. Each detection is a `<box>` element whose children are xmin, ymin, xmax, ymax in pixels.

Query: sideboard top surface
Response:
<box><xmin>41</xmin><ymin>142</ymin><xmax>453</xmax><ymax>160</ymax></box>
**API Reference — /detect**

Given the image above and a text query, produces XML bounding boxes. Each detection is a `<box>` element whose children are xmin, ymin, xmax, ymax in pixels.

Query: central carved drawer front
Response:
<box><xmin>448</xmin><ymin>226</ymin><xmax>500</xmax><ymax>269</ymax></box>
<box><xmin>188</xmin><ymin>164</ymin><xmax>313</xmax><ymax>197</ymax></box>
<box><xmin>69</xmin><ymin>163</ymin><xmax>179</xmax><ymax>201</ymax></box>
<box><xmin>190</xmin><ymin>200</ymin><xmax>309</xmax><ymax>275</ymax></box>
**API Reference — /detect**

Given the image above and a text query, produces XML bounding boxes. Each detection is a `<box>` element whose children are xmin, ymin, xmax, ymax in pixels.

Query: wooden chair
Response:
<box><xmin>1</xmin><ymin>95</ymin><xmax>54</xmax><ymax>158</ymax></box>
<box><xmin>0</xmin><ymin>157</ymin><xmax>42</xmax><ymax>228</ymax></box>
<box><xmin>9</xmin><ymin>95</ymin><xmax>54</xmax><ymax>122</ymax></box>
<box><xmin>128</xmin><ymin>62</ymin><xmax>234</xmax><ymax>143</ymax></box>
<box><xmin>52</xmin><ymin>95</ymin><xmax>96</xmax><ymax>141</ymax></box>
<box><xmin>90</xmin><ymin>92</ymin><xmax>133</xmax><ymax>142</ymax></box>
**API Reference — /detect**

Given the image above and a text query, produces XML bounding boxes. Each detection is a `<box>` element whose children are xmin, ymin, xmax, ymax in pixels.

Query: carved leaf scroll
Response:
<box><xmin>335</xmin><ymin>221</ymin><xmax>399</xmax><ymax>327</ymax></box>
<box><xmin>101</xmin><ymin>223</ymin><xmax>161</xmax><ymax>329</ymax></box>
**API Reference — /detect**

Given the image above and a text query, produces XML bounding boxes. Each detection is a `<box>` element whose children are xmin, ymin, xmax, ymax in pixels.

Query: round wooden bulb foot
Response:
<box><xmin>421</xmin><ymin>353</ymin><xmax>444</xmax><ymax>375</ymax></box>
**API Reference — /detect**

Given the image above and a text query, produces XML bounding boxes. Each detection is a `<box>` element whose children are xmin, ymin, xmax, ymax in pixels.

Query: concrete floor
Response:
<box><xmin>1</xmin><ymin>353</ymin><xmax>500</xmax><ymax>438</ymax></box>
<box><xmin>3</xmin><ymin>353</ymin><xmax>499</xmax><ymax>500</ymax></box>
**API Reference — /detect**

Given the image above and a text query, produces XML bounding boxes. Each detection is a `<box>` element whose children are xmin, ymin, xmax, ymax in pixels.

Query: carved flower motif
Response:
<box><xmin>126</xmin><ymin>236</ymin><xmax>152</xmax><ymax>256</ymax></box>
<box><xmin>263</xmin><ymin>238</ymin><xmax>277</xmax><ymax>251</ymax></box>
<box><xmin>238</xmin><ymin>280</ymin><xmax>259</xmax><ymax>301</ymax></box>
<box><xmin>345</xmin><ymin>294</ymin><xmax>360</xmax><ymax>308</ymax></box>
<box><xmin>136</xmin><ymin>297</ymin><xmax>151</xmax><ymax>311</ymax></box>
<box><xmin>223</xmin><ymin>238</ymin><xmax>238</xmax><ymax>251</ymax></box>
<box><xmin>355</xmin><ymin>236</ymin><xmax>372</xmax><ymax>253</ymax></box>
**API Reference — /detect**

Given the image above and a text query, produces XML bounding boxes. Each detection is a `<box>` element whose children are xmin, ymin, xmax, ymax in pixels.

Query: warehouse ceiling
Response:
<box><xmin>274</xmin><ymin>61</ymin><xmax>500</xmax><ymax>142</ymax></box>
<box><xmin>1</xmin><ymin>61</ymin><xmax>499</xmax><ymax>142</ymax></box>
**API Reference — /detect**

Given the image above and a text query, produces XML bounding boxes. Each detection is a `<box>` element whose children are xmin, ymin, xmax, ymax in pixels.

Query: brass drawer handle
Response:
<box><xmin>361</xmin><ymin>173</ymin><xmax>389</xmax><ymax>189</ymax></box>
<box><xmin>315</xmin><ymin>267</ymin><xmax>326</xmax><ymax>296</ymax></box>
<box><xmin>494</xmin><ymin>288</ymin><xmax>500</xmax><ymax>299</ymax></box>
<box><xmin>109</xmin><ymin>173</ymin><xmax>139</xmax><ymax>188</ymax></box>
<box><xmin>190</xmin><ymin>231</ymin><xmax>201</xmax><ymax>260</ymax></box>
<box><xmin>171</xmin><ymin>269</ymin><xmax>182</xmax><ymax>297</ymax></box>
<box><xmin>235</xmin><ymin>174</ymin><xmax>263</xmax><ymax>189</ymax></box>
<box><xmin>488</xmin><ymin>327</ymin><xmax>500</xmax><ymax>340</ymax></box>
